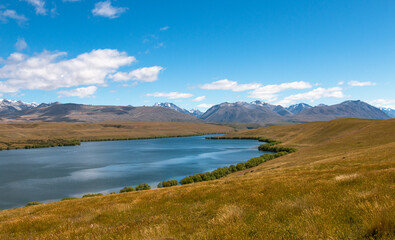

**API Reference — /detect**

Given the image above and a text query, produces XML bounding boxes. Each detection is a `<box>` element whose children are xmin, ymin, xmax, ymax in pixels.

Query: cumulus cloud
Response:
<box><xmin>15</xmin><ymin>38</ymin><xmax>27</xmax><ymax>51</ymax></box>
<box><xmin>0</xmin><ymin>49</ymin><xmax>135</xmax><ymax>93</ymax></box>
<box><xmin>200</xmin><ymin>79</ymin><xmax>261</xmax><ymax>92</ymax></box>
<box><xmin>160</xmin><ymin>26</ymin><xmax>169</xmax><ymax>31</ymax></box>
<box><xmin>276</xmin><ymin>87</ymin><xmax>345</xmax><ymax>106</ymax></box>
<box><xmin>58</xmin><ymin>86</ymin><xmax>97</xmax><ymax>98</ymax></box>
<box><xmin>146</xmin><ymin>92</ymin><xmax>194</xmax><ymax>99</ymax></box>
<box><xmin>368</xmin><ymin>99</ymin><xmax>395</xmax><ymax>109</ymax></box>
<box><xmin>197</xmin><ymin>103</ymin><xmax>214</xmax><ymax>108</ymax></box>
<box><xmin>110</xmin><ymin>66</ymin><xmax>164</xmax><ymax>82</ymax></box>
<box><xmin>193</xmin><ymin>96</ymin><xmax>206</xmax><ymax>102</ymax></box>
<box><xmin>92</xmin><ymin>1</ymin><xmax>127</xmax><ymax>19</ymax></box>
<box><xmin>348</xmin><ymin>81</ymin><xmax>376</xmax><ymax>87</ymax></box>
<box><xmin>0</xmin><ymin>9</ymin><xmax>28</xmax><ymax>25</ymax></box>
<box><xmin>24</xmin><ymin>0</ymin><xmax>47</xmax><ymax>15</ymax></box>
<box><xmin>249</xmin><ymin>81</ymin><xmax>312</xmax><ymax>101</ymax></box>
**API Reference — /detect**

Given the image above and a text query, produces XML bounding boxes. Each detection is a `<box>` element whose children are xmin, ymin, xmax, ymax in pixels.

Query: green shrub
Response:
<box><xmin>82</xmin><ymin>193</ymin><xmax>103</xmax><ymax>198</ymax></box>
<box><xmin>180</xmin><ymin>176</ymin><xmax>194</xmax><ymax>185</ymax></box>
<box><xmin>236</xmin><ymin>162</ymin><xmax>246</xmax><ymax>171</ymax></box>
<box><xmin>229</xmin><ymin>164</ymin><xmax>237</xmax><ymax>172</ymax></box>
<box><xmin>135</xmin><ymin>183</ymin><xmax>151</xmax><ymax>191</ymax></box>
<box><xmin>120</xmin><ymin>186</ymin><xmax>135</xmax><ymax>193</ymax></box>
<box><xmin>60</xmin><ymin>197</ymin><xmax>77</xmax><ymax>201</ymax></box>
<box><xmin>158</xmin><ymin>180</ymin><xmax>178</xmax><ymax>188</ymax></box>
<box><xmin>25</xmin><ymin>202</ymin><xmax>42</xmax><ymax>207</ymax></box>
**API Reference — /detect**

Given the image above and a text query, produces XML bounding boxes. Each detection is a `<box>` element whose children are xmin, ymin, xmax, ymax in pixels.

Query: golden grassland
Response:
<box><xmin>0</xmin><ymin>118</ymin><xmax>394</xmax><ymax>239</ymax></box>
<box><xmin>0</xmin><ymin>122</ymin><xmax>234</xmax><ymax>150</ymax></box>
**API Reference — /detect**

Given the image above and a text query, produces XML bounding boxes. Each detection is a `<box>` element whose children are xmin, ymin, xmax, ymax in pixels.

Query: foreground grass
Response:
<box><xmin>0</xmin><ymin>118</ymin><xmax>394</xmax><ymax>239</ymax></box>
<box><xmin>0</xmin><ymin>122</ymin><xmax>234</xmax><ymax>150</ymax></box>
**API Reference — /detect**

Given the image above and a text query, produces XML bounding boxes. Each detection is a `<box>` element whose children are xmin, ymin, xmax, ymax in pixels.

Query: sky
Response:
<box><xmin>0</xmin><ymin>0</ymin><xmax>394</xmax><ymax>110</ymax></box>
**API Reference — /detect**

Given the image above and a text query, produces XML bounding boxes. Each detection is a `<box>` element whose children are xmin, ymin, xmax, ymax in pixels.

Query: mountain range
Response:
<box><xmin>380</xmin><ymin>107</ymin><xmax>395</xmax><ymax>118</ymax></box>
<box><xmin>0</xmin><ymin>98</ymin><xmax>392</xmax><ymax>123</ymax></box>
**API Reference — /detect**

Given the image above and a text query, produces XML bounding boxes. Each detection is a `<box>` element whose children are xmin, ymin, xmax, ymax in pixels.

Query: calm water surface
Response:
<box><xmin>0</xmin><ymin>135</ymin><xmax>262</xmax><ymax>209</ymax></box>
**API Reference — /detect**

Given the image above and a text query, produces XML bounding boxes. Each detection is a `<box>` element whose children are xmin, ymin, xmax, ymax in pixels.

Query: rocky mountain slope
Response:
<box><xmin>0</xmin><ymin>103</ymin><xmax>200</xmax><ymax>123</ymax></box>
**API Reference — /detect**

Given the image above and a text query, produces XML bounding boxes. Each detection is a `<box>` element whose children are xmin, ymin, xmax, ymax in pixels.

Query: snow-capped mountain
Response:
<box><xmin>0</xmin><ymin>99</ymin><xmax>39</xmax><ymax>114</ymax></box>
<box><xmin>153</xmin><ymin>103</ymin><xmax>204</xmax><ymax>117</ymax></box>
<box><xmin>380</xmin><ymin>107</ymin><xmax>395</xmax><ymax>118</ymax></box>
<box><xmin>153</xmin><ymin>102</ymin><xmax>191</xmax><ymax>115</ymax></box>
<box><xmin>189</xmin><ymin>109</ymin><xmax>204</xmax><ymax>118</ymax></box>
<box><xmin>286</xmin><ymin>103</ymin><xmax>312</xmax><ymax>114</ymax></box>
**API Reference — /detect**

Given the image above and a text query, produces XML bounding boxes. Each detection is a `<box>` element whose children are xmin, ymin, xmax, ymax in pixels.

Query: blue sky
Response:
<box><xmin>0</xmin><ymin>0</ymin><xmax>394</xmax><ymax>110</ymax></box>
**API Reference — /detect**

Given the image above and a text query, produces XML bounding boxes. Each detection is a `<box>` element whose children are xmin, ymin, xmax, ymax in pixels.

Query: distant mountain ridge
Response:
<box><xmin>0</xmin><ymin>98</ymin><xmax>391</xmax><ymax>123</ymax></box>
<box><xmin>0</xmin><ymin>103</ymin><xmax>200</xmax><ymax>123</ymax></box>
<box><xmin>201</xmin><ymin>100</ymin><xmax>390</xmax><ymax>124</ymax></box>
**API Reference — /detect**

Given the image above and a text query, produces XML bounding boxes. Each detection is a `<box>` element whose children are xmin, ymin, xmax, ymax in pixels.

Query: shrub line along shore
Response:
<box><xmin>24</xmin><ymin>136</ymin><xmax>297</xmax><ymax>207</ymax></box>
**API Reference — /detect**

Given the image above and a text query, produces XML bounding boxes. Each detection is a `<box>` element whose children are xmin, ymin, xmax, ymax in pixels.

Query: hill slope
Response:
<box><xmin>0</xmin><ymin>119</ymin><xmax>394</xmax><ymax>239</ymax></box>
<box><xmin>0</xmin><ymin>104</ymin><xmax>200</xmax><ymax>123</ymax></box>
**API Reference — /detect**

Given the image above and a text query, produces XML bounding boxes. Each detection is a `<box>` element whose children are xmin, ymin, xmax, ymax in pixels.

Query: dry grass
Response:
<box><xmin>0</xmin><ymin>118</ymin><xmax>394</xmax><ymax>239</ymax></box>
<box><xmin>0</xmin><ymin>122</ymin><xmax>234</xmax><ymax>149</ymax></box>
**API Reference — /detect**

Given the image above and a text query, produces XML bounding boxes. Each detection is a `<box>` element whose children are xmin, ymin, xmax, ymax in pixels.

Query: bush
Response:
<box><xmin>25</xmin><ymin>202</ymin><xmax>42</xmax><ymax>207</ymax></box>
<box><xmin>157</xmin><ymin>180</ymin><xmax>178</xmax><ymax>188</ymax></box>
<box><xmin>236</xmin><ymin>162</ymin><xmax>246</xmax><ymax>171</ymax></box>
<box><xmin>120</xmin><ymin>186</ymin><xmax>135</xmax><ymax>193</ymax></box>
<box><xmin>180</xmin><ymin>176</ymin><xmax>194</xmax><ymax>185</ymax></box>
<box><xmin>60</xmin><ymin>197</ymin><xmax>77</xmax><ymax>201</ymax></box>
<box><xmin>135</xmin><ymin>183</ymin><xmax>151</xmax><ymax>191</ymax></box>
<box><xmin>82</xmin><ymin>193</ymin><xmax>103</xmax><ymax>198</ymax></box>
<box><xmin>229</xmin><ymin>164</ymin><xmax>237</xmax><ymax>172</ymax></box>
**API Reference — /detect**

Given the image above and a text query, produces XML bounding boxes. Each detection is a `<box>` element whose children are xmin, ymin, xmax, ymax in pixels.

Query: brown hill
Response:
<box><xmin>0</xmin><ymin>104</ymin><xmax>200</xmax><ymax>123</ymax></box>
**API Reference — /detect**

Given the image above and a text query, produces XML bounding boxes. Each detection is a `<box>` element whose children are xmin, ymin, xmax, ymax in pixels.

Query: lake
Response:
<box><xmin>0</xmin><ymin>135</ymin><xmax>263</xmax><ymax>210</ymax></box>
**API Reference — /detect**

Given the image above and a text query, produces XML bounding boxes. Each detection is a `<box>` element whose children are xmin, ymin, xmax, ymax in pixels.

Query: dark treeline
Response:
<box><xmin>157</xmin><ymin>137</ymin><xmax>297</xmax><ymax>187</ymax></box>
<box><xmin>23</xmin><ymin>139</ymin><xmax>81</xmax><ymax>149</ymax></box>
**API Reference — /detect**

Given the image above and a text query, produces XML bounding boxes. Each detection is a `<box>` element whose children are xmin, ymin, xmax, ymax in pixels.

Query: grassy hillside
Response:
<box><xmin>0</xmin><ymin>118</ymin><xmax>394</xmax><ymax>239</ymax></box>
<box><xmin>0</xmin><ymin>122</ymin><xmax>234</xmax><ymax>150</ymax></box>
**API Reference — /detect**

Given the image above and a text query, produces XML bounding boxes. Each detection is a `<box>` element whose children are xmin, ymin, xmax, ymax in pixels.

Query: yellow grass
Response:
<box><xmin>0</xmin><ymin>118</ymin><xmax>394</xmax><ymax>239</ymax></box>
<box><xmin>0</xmin><ymin>122</ymin><xmax>234</xmax><ymax>150</ymax></box>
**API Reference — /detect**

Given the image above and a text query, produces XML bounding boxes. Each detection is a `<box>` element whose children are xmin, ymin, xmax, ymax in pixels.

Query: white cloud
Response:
<box><xmin>15</xmin><ymin>38</ymin><xmax>27</xmax><ymax>51</ymax></box>
<box><xmin>110</xmin><ymin>66</ymin><xmax>164</xmax><ymax>82</ymax></box>
<box><xmin>368</xmin><ymin>99</ymin><xmax>395</xmax><ymax>109</ymax></box>
<box><xmin>58</xmin><ymin>86</ymin><xmax>97</xmax><ymax>98</ymax></box>
<box><xmin>338</xmin><ymin>81</ymin><xmax>344</xmax><ymax>85</ymax></box>
<box><xmin>197</xmin><ymin>103</ymin><xmax>214</xmax><ymax>108</ymax></box>
<box><xmin>193</xmin><ymin>96</ymin><xmax>206</xmax><ymax>102</ymax></box>
<box><xmin>146</xmin><ymin>92</ymin><xmax>194</xmax><ymax>99</ymax></box>
<box><xmin>24</xmin><ymin>0</ymin><xmax>47</xmax><ymax>15</ymax></box>
<box><xmin>200</xmin><ymin>79</ymin><xmax>261</xmax><ymax>92</ymax></box>
<box><xmin>348</xmin><ymin>80</ymin><xmax>376</xmax><ymax>87</ymax></box>
<box><xmin>249</xmin><ymin>81</ymin><xmax>312</xmax><ymax>101</ymax></box>
<box><xmin>92</xmin><ymin>1</ymin><xmax>127</xmax><ymax>19</ymax></box>
<box><xmin>62</xmin><ymin>0</ymin><xmax>81</xmax><ymax>2</ymax></box>
<box><xmin>276</xmin><ymin>87</ymin><xmax>345</xmax><ymax>106</ymax></box>
<box><xmin>0</xmin><ymin>9</ymin><xmax>28</xmax><ymax>25</ymax></box>
<box><xmin>160</xmin><ymin>26</ymin><xmax>169</xmax><ymax>31</ymax></box>
<box><xmin>0</xmin><ymin>49</ymin><xmax>135</xmax><ymax>93</ymax></box>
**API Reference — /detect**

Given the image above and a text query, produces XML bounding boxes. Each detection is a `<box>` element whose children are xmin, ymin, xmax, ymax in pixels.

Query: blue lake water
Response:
<box><xmin>0</xmin><ymin>135</ymin><xmax>262</xmax><ymax>210</ymax></box>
